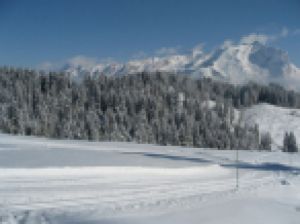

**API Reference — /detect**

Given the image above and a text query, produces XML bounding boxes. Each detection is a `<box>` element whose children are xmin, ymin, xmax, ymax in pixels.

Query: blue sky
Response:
<box><xmin>0</xmin><ymin>0</ymin><xmax>299</xmax><ymax>68</ymax></box>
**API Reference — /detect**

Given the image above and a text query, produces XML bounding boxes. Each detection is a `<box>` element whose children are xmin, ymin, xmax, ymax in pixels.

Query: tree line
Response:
<box><xmin>0</xmin><ymin>66</ymin><xmax>299</xmax><ymax>150</ymax></box>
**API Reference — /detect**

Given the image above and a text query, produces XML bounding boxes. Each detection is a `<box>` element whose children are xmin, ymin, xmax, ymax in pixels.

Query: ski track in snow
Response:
<box><xmin>0</xmin><ymin>133</ymin><xmax>299</xmax><ymax>223</ymax></box>
<box><xmin>0</xmin><ymin>168</ymin><xmax>272</xmax><ymax>212</ymax></box>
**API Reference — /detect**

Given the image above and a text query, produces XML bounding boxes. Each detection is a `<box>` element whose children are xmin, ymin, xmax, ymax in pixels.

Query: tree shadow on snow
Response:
<box><xmin>122</xmin><ymin>152</ymin><xmax>211</xmax><ymax>164</ymax></box>
<box><xmin>222</xmin><ymin>162</ymin><xmax>300</xmax><ymax>173</ymax></box>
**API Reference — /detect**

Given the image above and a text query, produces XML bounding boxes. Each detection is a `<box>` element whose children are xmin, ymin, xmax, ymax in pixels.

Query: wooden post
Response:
<box><xmin>236</xmin><ymin>148</ymin><xmax>239</xmax><ymax>190</ymax></box>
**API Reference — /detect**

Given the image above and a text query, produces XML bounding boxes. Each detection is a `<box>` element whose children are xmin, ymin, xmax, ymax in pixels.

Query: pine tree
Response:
<box><xmin>260</xmin><ymin>132</ymin><xmax>272</xmax><ymax>151</ymax></box>
<box><xmin>289</xmin><ymin>132</ymin><xmax>298</xmax><ymax>152</ymax></box>
<box><xmin>283</xmin><ymin>132</ymin><xmax>298</xmax><ymax>152</ymax></box>
<box><xmin>2</xmin><ymin>67</ymin><xmax>300</xmax><ymax>150</ymax></box>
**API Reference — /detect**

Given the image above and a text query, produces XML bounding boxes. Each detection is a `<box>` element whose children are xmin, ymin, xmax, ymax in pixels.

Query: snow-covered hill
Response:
<box><xmin>241</xmin><ymin>103</ymin><xmax>300</xmax><ymax>149</ymax></box>
<box><xmin>64</xmin><ymin>36</ymin><xmax>300</xmax><ymax>89</ymax></box>
<box><xmin>0</xmin><ymin>133</ymin><xmax>299</xmax><ymax>224</ymax></box>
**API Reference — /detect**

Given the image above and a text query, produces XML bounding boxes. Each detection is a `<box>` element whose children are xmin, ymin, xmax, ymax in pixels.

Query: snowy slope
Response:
<box><xmin>0</xmin><ymin>133</ymin><xmax>300</xmax><ymax>224</ymax></box>
<box><xmin>64</xmin><ymin>37</ymin><xmax>300</xmax><ymax>89</ymax></box>
<box><xmin>241</xmin><ymin>103</ymin><xmax>300</xmax><ymax>149</ymax></box>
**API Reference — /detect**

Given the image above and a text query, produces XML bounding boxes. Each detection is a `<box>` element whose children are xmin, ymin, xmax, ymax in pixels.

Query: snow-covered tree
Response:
<box><xmin>260</xmin><ymin>132</ymin><xmax>272</xmax><ymax>151</ymax></box>
<box><xmin>283</xmin><ymin>132</ymin><xmax>298</xmax><ymax>152</ymax></box>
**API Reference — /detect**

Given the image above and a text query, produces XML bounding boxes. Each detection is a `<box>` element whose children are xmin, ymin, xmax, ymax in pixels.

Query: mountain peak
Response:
<box><xmin>63</xmin><ymin>40</ymin><xmax>300</xmax><ymax>90</ymax></box>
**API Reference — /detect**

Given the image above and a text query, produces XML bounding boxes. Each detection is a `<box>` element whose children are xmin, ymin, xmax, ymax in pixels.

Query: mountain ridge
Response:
<box><xmin>63</xmin><ymin>39</ymin><xmax>300</xmax><ymax>90</ymax></box>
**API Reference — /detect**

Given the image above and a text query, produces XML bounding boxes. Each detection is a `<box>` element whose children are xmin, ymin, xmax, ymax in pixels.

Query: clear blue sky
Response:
<box><xmin>0</xmin><ymin>0</ymin><xmax>299</xmax><ymax>68</ymax></box>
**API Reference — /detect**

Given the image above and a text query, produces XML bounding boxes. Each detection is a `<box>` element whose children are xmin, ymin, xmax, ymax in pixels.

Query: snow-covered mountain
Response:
<box><xmin>64</xmin><ymin>39</ymin><xmax>300</xmax><ymax>89</ymax></box>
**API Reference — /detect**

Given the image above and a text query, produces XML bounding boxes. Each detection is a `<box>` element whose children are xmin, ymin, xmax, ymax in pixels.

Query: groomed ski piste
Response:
<box><xmin>0</xmin><ymin>133</ymin><xmax>299</xmax><ymax>224</ymax></box>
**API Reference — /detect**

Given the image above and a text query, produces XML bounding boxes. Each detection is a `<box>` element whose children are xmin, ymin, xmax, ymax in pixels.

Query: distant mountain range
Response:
<box><xmin>63</xmin><ymin>39</ymin><xmax>300</xmax><ymax>90</ymax></box>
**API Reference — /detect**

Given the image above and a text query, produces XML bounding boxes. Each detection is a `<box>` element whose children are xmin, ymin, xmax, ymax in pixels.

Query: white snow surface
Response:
<box><xmin>241</xmin><ymin>103</ymin><xmax>300</xmax><ymax>149</ymax></box>
<box><xmin>0</xmin><ymin>133</ymin><xmax>299</xmax><ymax>224</ymax></box>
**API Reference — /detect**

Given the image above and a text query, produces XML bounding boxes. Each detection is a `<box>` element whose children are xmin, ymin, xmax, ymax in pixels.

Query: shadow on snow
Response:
<box><xmin>123</xmin><ymin>151</ymin><xmax>300</xmax><ymax>173</ymax></box>
<box><xmin>222</xmin><ymin>162</ymin><xmax>300</xmax><ymax>173</ymax></box>
<box><xmin>122</xmin><ymin>152</ymin><xmax>211</xmax><ymax>164</ymax></box>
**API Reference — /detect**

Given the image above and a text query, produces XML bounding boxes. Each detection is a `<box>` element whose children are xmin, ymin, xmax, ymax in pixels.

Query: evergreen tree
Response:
<box><xmin>0</xmin><ymin>66</ymin><xmax>299</xmax><ymax>150</ymax></box>
<box><xmin>260</xmin><ymin>132</ymin><xmax>272</xmax><ymax>151</ymax></box>
<box><xmin>283</xmin><ymin>132</ymin><xmax>298</xmax><ymax>152</ymax></box>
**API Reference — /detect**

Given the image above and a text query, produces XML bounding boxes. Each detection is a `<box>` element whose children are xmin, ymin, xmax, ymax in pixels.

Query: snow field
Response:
<box><xmin>0</xmin><ymin>133</ymin><xmax>299</xmax><ymax>223</ymax></box>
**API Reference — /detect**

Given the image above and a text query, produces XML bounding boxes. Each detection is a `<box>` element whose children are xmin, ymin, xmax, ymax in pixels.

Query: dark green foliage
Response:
<box><xmin>283</xmin><ymin>132</ymin><xmax>298</xmax><ymax>152</ymax></box>
<box><xmin>259</xmin><ymin>132</ymin><xmax>272</xmax><ymax>151</ymax></box>
<box><xmin>0</xmin><ymin>67</ymin><xmax>299</xmax><ymax>149</ymax></box>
